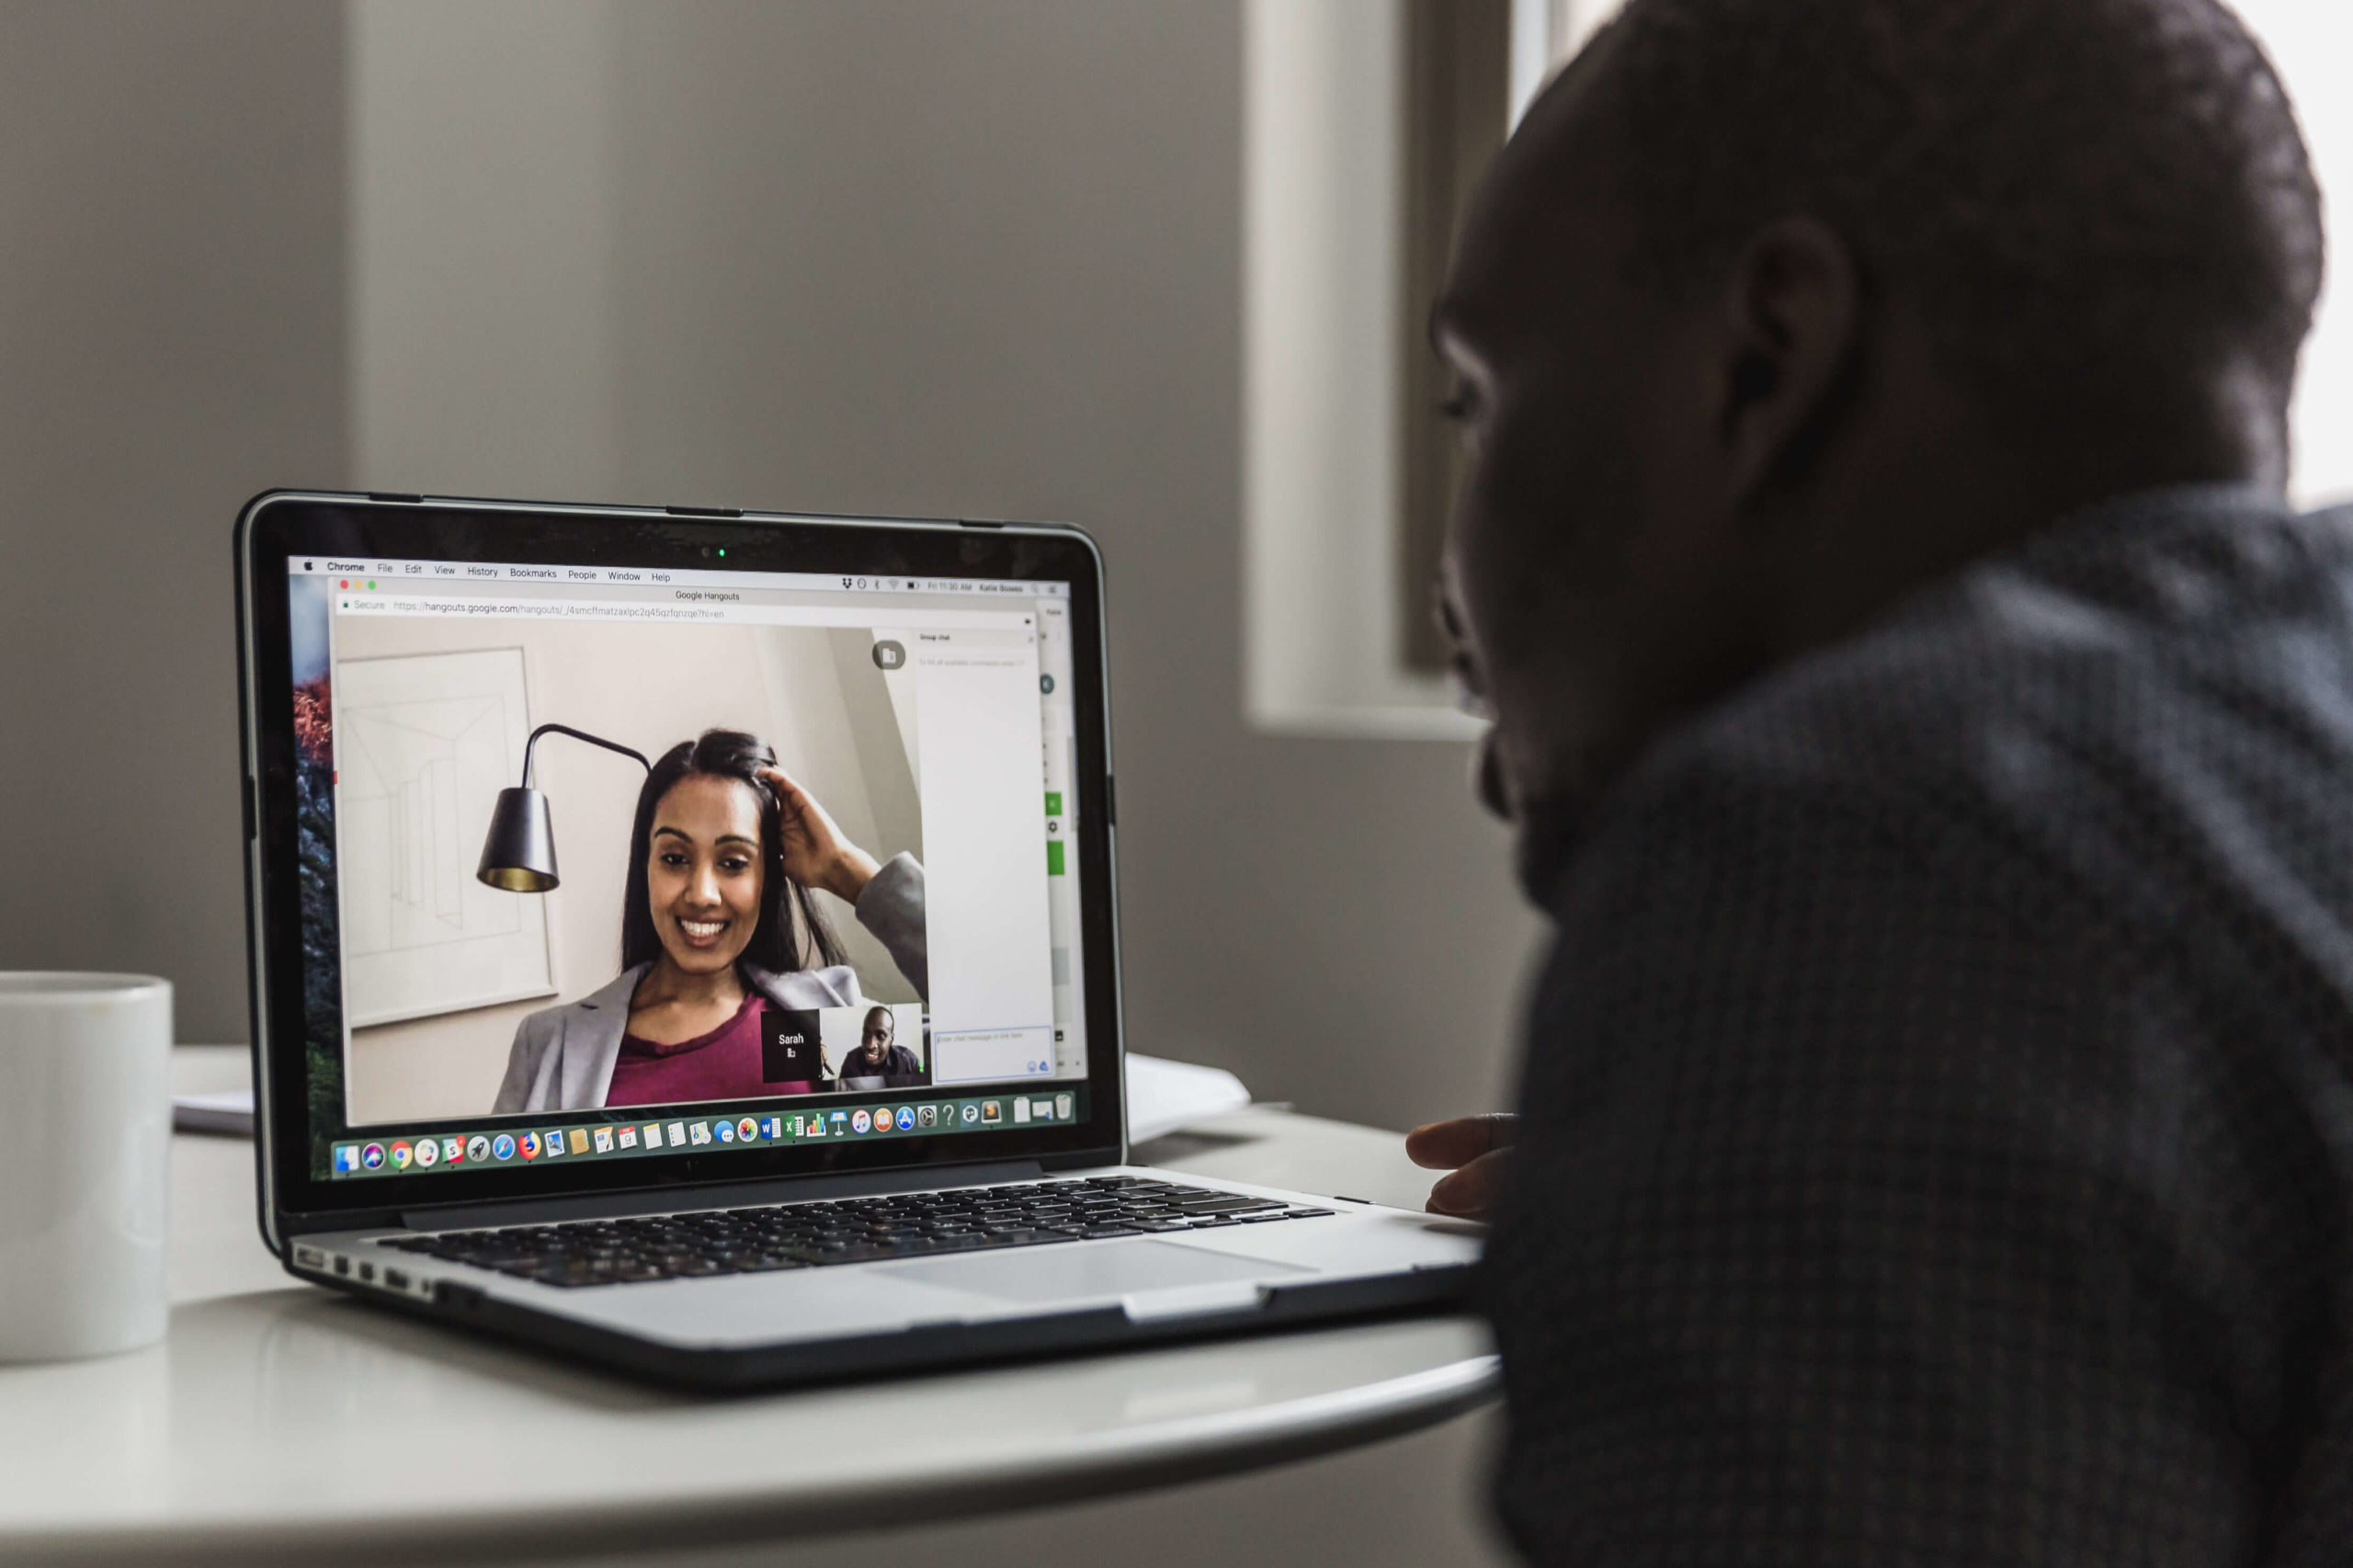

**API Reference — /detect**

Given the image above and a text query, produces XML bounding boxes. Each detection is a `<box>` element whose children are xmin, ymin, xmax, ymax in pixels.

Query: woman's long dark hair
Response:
<box><xmin>620</xmin><ymin>729</ymin><xmax>847</xmax><ymax>978</ymax></box>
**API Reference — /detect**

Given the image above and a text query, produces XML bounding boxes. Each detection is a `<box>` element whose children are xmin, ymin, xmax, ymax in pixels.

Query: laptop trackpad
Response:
<box><xmin>885</xmin><ymin>1240</ymin><xmax>1307</xmax><ymax>1304</ymax></box>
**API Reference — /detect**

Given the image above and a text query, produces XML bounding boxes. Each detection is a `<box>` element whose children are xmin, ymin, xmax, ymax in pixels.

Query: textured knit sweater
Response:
<box><xmin>1490</xmin><ymin>484</ymin><xmax>2353</xmax><ymax>1565</ymax></box>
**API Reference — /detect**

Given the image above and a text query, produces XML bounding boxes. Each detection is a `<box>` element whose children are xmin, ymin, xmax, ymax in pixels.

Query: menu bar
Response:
<box><xmin>296</xmin><ymin>556</ymin><xmax>1067</xmax><ymax>597</ymax></box>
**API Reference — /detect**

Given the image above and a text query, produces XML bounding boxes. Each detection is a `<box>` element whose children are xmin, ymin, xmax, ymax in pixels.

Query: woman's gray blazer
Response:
<box><xmin>492</xmin><ymin>853</ymin><xmax>927</xmax><ymax>1113</ymax></box>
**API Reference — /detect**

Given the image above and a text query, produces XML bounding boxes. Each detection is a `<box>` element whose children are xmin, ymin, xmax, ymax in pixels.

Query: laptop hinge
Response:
<box><xmin>392</xmin><ymin>1159</ymin><xmax>1060</xmax><ymax>1233</ymax></box>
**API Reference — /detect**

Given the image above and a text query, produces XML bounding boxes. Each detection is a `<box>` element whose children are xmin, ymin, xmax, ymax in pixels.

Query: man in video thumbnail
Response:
<box><xmin>832</xmin><ymin>1005</ymin><xmax>926</xmax><ymax>1090</ymax></box>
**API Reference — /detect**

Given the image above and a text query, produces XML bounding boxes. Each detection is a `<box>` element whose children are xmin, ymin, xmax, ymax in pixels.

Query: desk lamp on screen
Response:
<box><xmin>476</xmin><ymin>723</ymin><xmax>651</xmax><ymax>892</ymax></box>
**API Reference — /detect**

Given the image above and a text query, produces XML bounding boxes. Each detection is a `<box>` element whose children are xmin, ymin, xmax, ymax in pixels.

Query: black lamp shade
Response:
<box><xmin>477</xmin><ymin>787</ymin><xmax>559</xmax><ymax>892</ymax></box>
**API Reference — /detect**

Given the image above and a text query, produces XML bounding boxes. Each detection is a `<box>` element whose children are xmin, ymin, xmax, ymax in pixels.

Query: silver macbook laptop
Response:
<box><xmin>235</xmin><ymin>490</ymin><xmax>1480</xmax><ymax>1389</ymax></box>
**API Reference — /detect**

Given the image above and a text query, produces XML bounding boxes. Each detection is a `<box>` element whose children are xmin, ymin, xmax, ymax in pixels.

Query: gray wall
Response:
<box><xmin>1</xmin><ymin>0</ymin><xmax>1540</xmax><ymax>1135</ymax></box>
<box><xmin>0</xmin><ymin>1</ymin><xmax>346</xmax><ymax>1040</ymax></box>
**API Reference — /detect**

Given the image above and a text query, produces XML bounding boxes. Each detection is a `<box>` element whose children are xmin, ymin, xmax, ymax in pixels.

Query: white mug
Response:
<box><xmin>0</xmin><ymin>974</ymin><xmax>172</xmax><ymax>1361</ymax></box>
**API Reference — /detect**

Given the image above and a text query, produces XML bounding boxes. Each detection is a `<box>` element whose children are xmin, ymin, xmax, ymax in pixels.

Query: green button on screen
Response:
<box><xmin>1045</xmin><ymin>791</ymin><xmax>1063</xmax><ymax>816</ymax></box>
<box><xmin>1046</xmin><ymin>840</ymin><xmax>1065</xmax><ymax>876</ymax></box>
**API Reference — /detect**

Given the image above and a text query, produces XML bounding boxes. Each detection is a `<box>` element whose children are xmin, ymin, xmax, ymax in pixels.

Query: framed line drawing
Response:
<box><xmin>334</xmin><ymin>646</ymin><xmax>558</xmax><ymax>1027</ymax></box>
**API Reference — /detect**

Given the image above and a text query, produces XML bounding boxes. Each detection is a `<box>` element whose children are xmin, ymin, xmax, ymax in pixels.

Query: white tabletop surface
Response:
<box><xmin>0</xmin><ymin>1049</ymin><xmax>1495</xmax><ymax>1565</ymax></box>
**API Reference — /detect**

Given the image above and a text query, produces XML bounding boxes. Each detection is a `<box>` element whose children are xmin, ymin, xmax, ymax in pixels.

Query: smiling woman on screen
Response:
<box><xmin>492</xmin><ymin>729</ymin><xmax>926</xmax><ymax>1114</ymax></box>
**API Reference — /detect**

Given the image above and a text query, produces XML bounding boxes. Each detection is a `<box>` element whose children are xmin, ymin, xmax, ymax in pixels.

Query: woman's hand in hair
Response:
<box><xmin>1405</xmin><ymin>1113</ymin><xmax>1518</xmax><ymax>1221</ymax></box>
<box><xmin>758</xmin><ymin>767</ymin><xmax>882</xmax><ymax>906</ymax></box>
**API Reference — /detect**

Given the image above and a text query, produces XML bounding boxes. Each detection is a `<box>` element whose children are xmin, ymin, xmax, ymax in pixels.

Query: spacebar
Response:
<box><xmin>795</xmin><ymin>1230</ymin><xmax>1080</xmax><ymax>1267</ymax></box>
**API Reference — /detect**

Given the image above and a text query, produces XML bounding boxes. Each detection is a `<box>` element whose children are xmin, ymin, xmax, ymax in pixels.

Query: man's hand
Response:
<box><xmin>1406</xmin><ymin>1113</ymin><xmax>1518</xmax><ymax>1219</ymax></box>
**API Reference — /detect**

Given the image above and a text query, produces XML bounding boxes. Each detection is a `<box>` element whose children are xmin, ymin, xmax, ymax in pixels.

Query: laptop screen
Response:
<box><xmin>276</xmin><ymin>540</ymin><xmax>1097</xmax><ymax>1187</ymax></box>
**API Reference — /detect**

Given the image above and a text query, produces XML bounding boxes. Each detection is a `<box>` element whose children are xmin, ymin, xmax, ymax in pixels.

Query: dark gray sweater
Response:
<box><xmin>1489</xmin><ymin>485</ymin><xmax>2353</xmax><ymax>1566</ymax></box>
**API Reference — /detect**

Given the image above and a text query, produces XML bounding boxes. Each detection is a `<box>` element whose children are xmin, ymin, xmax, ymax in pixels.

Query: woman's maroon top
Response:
<box><xmin>604</xmin><ymin>989</ymin><xmax>819</xmax><ymax>1107</ymax></box>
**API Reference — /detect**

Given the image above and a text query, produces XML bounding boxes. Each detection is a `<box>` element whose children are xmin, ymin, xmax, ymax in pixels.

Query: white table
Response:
<box><xmin>0</xmin><ymin>1049</ymin><xmax>1496</xmax><ymax>1565</ymax></box>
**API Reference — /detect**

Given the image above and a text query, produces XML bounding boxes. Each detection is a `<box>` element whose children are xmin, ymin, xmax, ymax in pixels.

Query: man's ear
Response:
<box><xmin>1711</xmin><ymin>216</ymin><xmax>1861</xmax><ymax>506</ymax></box>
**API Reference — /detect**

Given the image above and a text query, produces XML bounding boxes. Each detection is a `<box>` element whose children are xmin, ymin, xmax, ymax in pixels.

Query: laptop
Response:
<box><xmin>235</xmin><ymin>490</ymin><xmax>1481</xmax><ymax>1389</ymax></box>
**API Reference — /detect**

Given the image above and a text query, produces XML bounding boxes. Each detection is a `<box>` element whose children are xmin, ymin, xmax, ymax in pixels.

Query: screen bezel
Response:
<box><xmin>237</xmin><ymin>491</ymin><xmax>1124</xmax><ymax>1237</ymax></box>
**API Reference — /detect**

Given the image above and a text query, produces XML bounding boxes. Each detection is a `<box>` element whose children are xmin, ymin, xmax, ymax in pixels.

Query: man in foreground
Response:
<box><xmin>1407</xmin><ymin>0</ymin><xmax>2351</xmax><ymax>1559</ymax></box>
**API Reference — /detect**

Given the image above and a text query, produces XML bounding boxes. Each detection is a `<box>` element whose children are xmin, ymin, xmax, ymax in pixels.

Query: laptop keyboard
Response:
<box><xmin>375</xmin><ymin>1176</ymin><xmax>1336</xmax><ymax>1289</ymax></box>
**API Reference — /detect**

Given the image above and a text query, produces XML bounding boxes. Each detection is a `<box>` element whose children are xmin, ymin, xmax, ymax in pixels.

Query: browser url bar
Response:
<box><xmin>335</xmin><ymin>596</ymin><xmax>1032</xmax><ymax>630</ymax></box>
<box><xmin>342</xmin><ymin>597</ymin><xmax>728</xmax><ymax>623</ymax></box>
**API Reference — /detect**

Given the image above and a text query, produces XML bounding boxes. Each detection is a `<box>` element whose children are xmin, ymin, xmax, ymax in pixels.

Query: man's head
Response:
<box><xmin>1435</xmin><ymin>0</ymin><xmax>2324</xmax><ymax>897</ymax></box>
<box><xmin>857</xmin><ymin>1005</ymin><xmax>894</xmax><ymax>1063</ymax></box>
